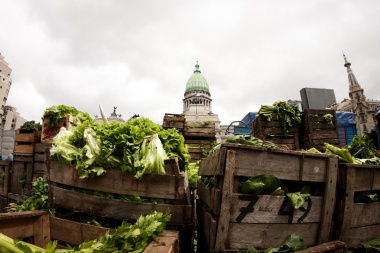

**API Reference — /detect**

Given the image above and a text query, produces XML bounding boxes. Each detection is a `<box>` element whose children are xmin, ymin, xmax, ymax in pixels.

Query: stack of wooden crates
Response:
<box><xmin>196</xmin><ymin>143</ymin><xmax>338</xmax><ymax>252</ymax></box>
<box><xmin>8</xmin><ymin>128</ymin><xmax>43</xmax><ymax>203</ymax></box>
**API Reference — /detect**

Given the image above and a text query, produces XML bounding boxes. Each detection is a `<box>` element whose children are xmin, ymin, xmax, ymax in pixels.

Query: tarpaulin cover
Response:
<box><xmin>336</xmin><ymin>111</ymin><xmax>356</xmax><ymax>126</ymax></box>
<box><xmin>239</xmin><ymin>112</ymin><xmax>257</xmax><ymax>126</ymax></box>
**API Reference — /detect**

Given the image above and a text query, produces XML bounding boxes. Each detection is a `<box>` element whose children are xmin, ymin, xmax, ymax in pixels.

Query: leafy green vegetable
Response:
<box><xmin>323</xmin><ymin>114</ymin><xmax>334</xmax><ymax>125</ymax></box>
<box><xmin>286</xmin><ymin>186</ymin><xmax>311</xmax><ymax>209</ymax></box>
<box><xmin>42</xmin><ymin>104</ymin><xmax>94</xmax><ymax>128</ymax></box>
<box><xmin>239</xmin><ymin>175</ymin><xmax>282</xmax><ymax>195</ymax></box>
<box><xmin>257</xmin><ymin>101</ymin><xmax>302</xmax><ymax>136</ymax></box>
<box><xmin>363</xmin><ymin>236</ymin><xmax>380</xmax><ymax>253</ymax></box>
<box><xmin>346</xmin><ymin>135</ymin><xmax>377</xmax><ymax>159</ymax></box>
<box><xmin>324</xmin><ymin>143</ymin><xmax>359</xmax><ymax>164</ymax></box>
<box><xmin>5</xmin><ymin>177</ymin><xmax>50</xmax><ymax>213</ymax></box>
<box><xmin>225</xmin><ymin>135</ymin><xmax>282</xmax><ymax>149</ymax></box>
<box><xmin>56</xmin><ymin>211</ymin><xmax>171</xmax><ymax>253</ymax></box>
<box><xmin>187</xmin><ymin>161</ymin><xmax>201</xmax><ymax>191</ymax></box>
<box><xmin>51</xmin><ymin>117</ymin><xmax>190</xmax><ymax>179</ymax></box>
<box><xmin>20</xmin><ymin>120</ymin><xmax>42</xmax><ymax>131</ymax></box>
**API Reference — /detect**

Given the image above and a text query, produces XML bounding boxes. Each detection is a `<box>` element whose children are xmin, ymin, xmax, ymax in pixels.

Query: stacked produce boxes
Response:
<box><xmin>300</xmin><ymin>109</ymin><xmax>340</xmax><ymax>152</ymax></box>
<box><xmin>333</xmin><ymin>163</ymin><xmax>380</xmax><ymax>248</ymax></box>
<box><xmin>196</xmin><ymin>143</ymin><xmax>338</xmax><ymax>252</ymax></box>
<box><xmin>46</xmin><ymin>155</ymin><xmax>194</xmax><ymax>253</ymax></box>
<box><xmin>163</xmin><ymin>113</ymin><xmax>186</xmax><ymax>134</ymax></box>
<box><xmin>183</xmin><ymin>122</ymin><xmax>216</xmax><ymax>162</ymax></box>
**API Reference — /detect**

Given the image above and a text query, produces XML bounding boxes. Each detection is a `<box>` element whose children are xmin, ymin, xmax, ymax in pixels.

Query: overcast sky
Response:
<box><xmin>1</xmin><ymin>0</ymin><xmax>380</xmax><ymax>126</ymax></box>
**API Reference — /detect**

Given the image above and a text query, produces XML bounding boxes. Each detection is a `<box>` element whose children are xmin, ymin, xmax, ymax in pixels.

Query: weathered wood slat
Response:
<box><xmin>226</xmin><ymin>222</ymin><xmax>320</xmax><ymax>249</ymax></box>
<box><xmin>50</xmin><ymin>186</ymin><xmax>193</xmax><ymax>225</ymax></box>
<box><xmin>334</xmin><ymin>163</ymin><xmax>380</xmax><ymax>247</ymax></box>
<box><xmin>143</xmin><ymin>230</ymin><xmax>179</xmax><ymax>253</ymax></box>
<box><xmin>48</xmin><ymin>160</ymin><xmax>187</xmax><ymax>200</ymax></box>
<box><xmin>0</xmin><ymin>161</ymin><xmax>10</xmax><ymax>196</ymax></box>
<box><xmin>197</xmin><ymin>180</ymin><xmax>221</xmax><ymax>215</ymax></box>
<box><xmin>50</xmin><ymin>216</ymin><xmax>114</xmax><ymax>245</ymax></box>
<box><xmin>229</xmin><ymin>194</ymin><xmax>323</xmax><ymax>223</ymax></box>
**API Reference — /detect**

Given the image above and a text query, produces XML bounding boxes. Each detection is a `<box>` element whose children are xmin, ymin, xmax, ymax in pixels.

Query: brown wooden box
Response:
<box><xmin>0</xmin><ymin>160</ymin><xmax>10</xmax><ymax>197</ymax></box>
<box><xmin>252</xmin><ymin>114</ymin><xmax>300</xmax><ymax>150</ymax></box>
<box><xmin>333</xmin><ymin>163</ymin><xmax>380</xmax><ymax>248</ymax></box>
<box><xmin>0</xmin><ymin>196</ymin><xmax>7</xmax><ymax>213</ymax></box>
<box><xmin>13</xmin><ymin>128</ymin><xmax>41</xmax><ymax>156</ymax></box>
<box><xmin>300</xmin><ymin>109</ymin><xmax>338</xmax><ymax>135</ymax></box>
<box><xmin>163</xmin><ymin>113</ymin><xmax>186</xmax><ymax>131</ymax></box>
<box><xmin>197</xmin><ymin>143</ymin><xmax>338</xmax><ymax>252</ymax></box>
<box><xmin>0</xmin><ymin>211</ymin><xmax>179</xmax><ymax>253</ymax></box>
<box><xmin>300</xmin><ymin>110</ymin><xmax>339</xmax><ymax>151</ymax></box>
<box><xmin>184</xmin><ymin>122</ymin><xmax>216</xmax><ymax>138</ymax></box>
<box><xmin>46</xmin><ymin>157</ymin><xmax>193</xmax><ymax>252</ymax></box>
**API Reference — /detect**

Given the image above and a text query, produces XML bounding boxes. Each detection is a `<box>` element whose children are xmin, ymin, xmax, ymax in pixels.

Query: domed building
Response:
<box><xmin>182</xmin><ymin>62</ymin><xmax>221</xmax><ymax>141</ymax></box>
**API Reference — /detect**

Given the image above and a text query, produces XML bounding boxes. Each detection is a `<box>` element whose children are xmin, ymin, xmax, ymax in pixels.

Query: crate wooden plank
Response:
<box><xmin>10</xmin><ymin>160</ymin><xmax>33</xmax><ymax>195</ymax></box>
<box><xmin>0</xmin><ymin>161</ymin><xmax>10</xmax><ymax>196</ymax></box>
<box><xmin>50</xmin><ymin>186</ymin><xmax>193</xmax><ymax>225</ymax></box>
<box><xmin>288</xmin><ymin>240</ymin><xmax>347</xmax><ymax>253</ymax></box>
<box><xmin>50</xmin><ymin>216</ymin><xmax>114</xmax><ymax>245</ymax></box>
<box><xmin>301</xmin><ymin>109</ymin><xmax>338</xmax><ymax>133</ymax></box>
<box><xmin>226</xmin><ymin>223</ymin><xmax>320</xmax><ymax>249</ymax></box>
<box><xmin>0</xmin><ymin>211</ymin><xmax>50</xmax><ymax>247</ymax></box>
<box><xmin>14</xmin><ymin>143</ymin><xmax>35</xmax><ymax>155</ymax></box>
<box><xmin>143</xmin><ymin>230</ymin><xmax>179</xmax><ymax>253</ymax></box>
<box><xmin>48</xmin><ymin>160</ymin><xmax>187</xmax><ymax>201</ymax></box>
<box><xmin>334</xmin><ymin>163</ymin><xmax>380</xmax><ymax>247</ymax></box>
<box><xmin>196</xmin><ymin>200</ymin><xmax>218</xmax><ymax>253</ymax></box>
<box><xmin>197</xmin><ymin>180</ymin><xmax>221</xmax><ymax>216</ymax></box>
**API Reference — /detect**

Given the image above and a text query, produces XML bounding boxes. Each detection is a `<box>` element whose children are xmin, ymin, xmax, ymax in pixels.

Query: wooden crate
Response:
<box><xmin>185</xmin><ymin>138</ymin><xmax>215</xmax><ymax>163</ymax></box>
<box><xmin>333</xmin><ymin>163</ymin><xmax>380</xmax><ymax>248</ymax></box>
<box><xmin>300</xmin><ymin>109</ymin><xmax>338</xmax><ymax>135</ymax></box>
<box><xmin>0</xmin><ymin>211</ymin><xmax>179</xmax><ymax>253</ymax></box>
<box><xmin>0</xmin><ymin>160</ymin><xmax>10</xmax><ymax>197</ymax></box>
<box><xmin>163</xmin><ymin>113</ymin><xmax>186</xmax><ymax>131</ymax></box>
<box><xmin>46</xmin><ymin>157</ymin><xmax>194</xmax><ymax>253</ymax></box>
<box><xmin>184</xmin><ymin>122</ymin><xmax>216</xmax><ymax>138</ymax></box>
<box><xmin>197</xmin><ymin>143</ymin><xmax>338</xmax><ymax>252</ymax></box>
<box><xmin>300</xmin><ymin>109</ymin><xmax>340</xmax><ymax>152</ymax></box>
<box><xmin>13</xmin><ymin>128</ymin><xmax>41</xmax><ymax>156</ymax></box>
<box><xmin>34</xmin><ymin>143</ymin><xmax>52</xmax><ymax>177</ymax></box>
<box><xmin>252</xmin><ymin>114</ymin><xmax>300</xmax><ymax>150</ymax></box>
<box><xmin>9</xmin><ymin>155</ymin><xmax>34</xmax><ymax>195</ymax></box>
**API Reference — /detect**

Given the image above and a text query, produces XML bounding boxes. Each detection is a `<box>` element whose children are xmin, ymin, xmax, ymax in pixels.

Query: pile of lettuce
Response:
<box><xmin>50</xmin><ymin>117</ymin><xmax>190</xmax><ymax>179</ymax></box>
<box><xmin>42</xmin><ymin>105</ymin><xmax>94</xmax><ymax>128</ymax></box>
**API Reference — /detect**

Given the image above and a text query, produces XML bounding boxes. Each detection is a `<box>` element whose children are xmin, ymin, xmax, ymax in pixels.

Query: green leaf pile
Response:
<box><xmin>50</xmin><ymin>117</ymin><xmax>190</xmax><ymax>179</ymax></box>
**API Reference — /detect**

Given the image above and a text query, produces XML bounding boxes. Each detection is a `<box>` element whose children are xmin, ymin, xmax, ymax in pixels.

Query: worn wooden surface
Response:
<box><xmin>50</xmin><ymin>186</ymin><xmax>193</xmax><ymax>225</ymax></box>
<box><xmin>334</xmin><ymin>163</ymin><xmax>380</xmax><ymax>247</ymax></box>
<box><xmin>183</xmin><ymin>122</ymin><xmax>216</xmax><ymax>138</ymax></box>
<box><xmin>0</xmin><ymin>210</ymin><xmax>50</xmax><ymax>247</ymax></box>
<box><xmin>197</xmin><ymin>143</ymin><xmax>338</xmax><ymax>252</ymax></box>
<box><xmin>143</xmin><ymin>230</ymin><xmax>179</xmax><ymax>253</ymax></box>
<box><xmin>10</xmin><ymin>157</ymin><xmax>34</xmax><ymax>195</ymax></box>
<box><xmin>48</xmin><ymin>160</ymin><xmax>188</xmax><ymax>201</ymax></box>
<box><xmin>0</xmin><ymin>161</ymin><xmax>10</xmax><ymax>197</ymax></box>
<box><xmin>297</xmin><ymin>240</ymin><xmax>347</xmax><ymax>253</ymax></box>
<box><xmin>197</xmin><ymin>199</ymin><xmax>217</xmax><ymax>253</ymax></box>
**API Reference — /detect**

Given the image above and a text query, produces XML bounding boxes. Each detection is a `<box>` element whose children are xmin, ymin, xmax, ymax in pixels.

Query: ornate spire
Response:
<box><xmin>343</xmin><ymin>53</ymin><xmax>360</xmax><ymax>87</ymax></box>
<box><xmin>194</xmin><ymin>60</ymin><xmax>201</xmax><ymax>73</ymax></box>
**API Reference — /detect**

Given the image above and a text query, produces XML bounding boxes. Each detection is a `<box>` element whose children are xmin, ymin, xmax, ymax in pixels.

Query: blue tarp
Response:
<box><xmin>239</xmin><ymin>112</ymin><xmax>257</xmax><ymax>126</ymax></box>
<box><xmin>336</xmin><ymin>111</ymin><xmax>356</xmax><ymax>126</ymax></box>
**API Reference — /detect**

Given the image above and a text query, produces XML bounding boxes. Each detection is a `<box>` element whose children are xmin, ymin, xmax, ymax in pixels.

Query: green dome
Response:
<box><xmin>185</xmin><ymin>62</ymin><xmax>209</xmax><ymax>93</ymax></box>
